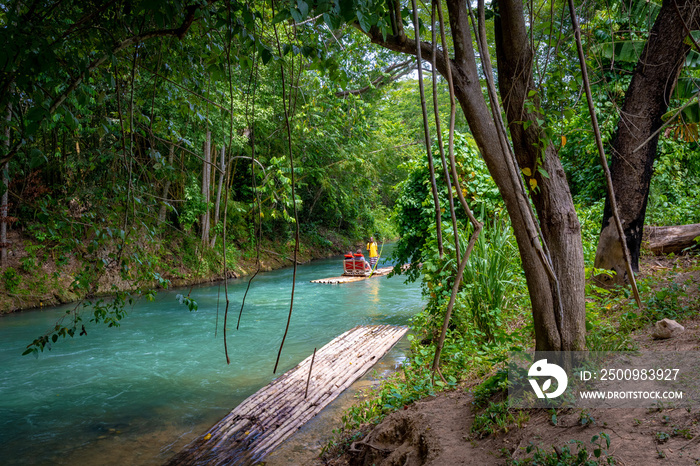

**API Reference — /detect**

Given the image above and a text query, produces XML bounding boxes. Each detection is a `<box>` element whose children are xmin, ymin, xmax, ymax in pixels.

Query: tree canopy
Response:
<box><xmin>2</xmin><ymin>0</ymin><xmax>699</xmax><ymax>357</ymax></box>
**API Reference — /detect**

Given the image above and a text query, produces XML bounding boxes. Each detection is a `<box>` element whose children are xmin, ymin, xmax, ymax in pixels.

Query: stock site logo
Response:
<box><xmin>528</xmin><ymin>359</ymin><xmax>568</xmax><ymax>399</ymax></box>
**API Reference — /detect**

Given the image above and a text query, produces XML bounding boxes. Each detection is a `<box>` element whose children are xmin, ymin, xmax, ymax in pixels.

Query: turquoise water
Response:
<box><xmin>0</xmin><ymin>250</ymin><xmax>423</xmax><ymax>465</ymax></box>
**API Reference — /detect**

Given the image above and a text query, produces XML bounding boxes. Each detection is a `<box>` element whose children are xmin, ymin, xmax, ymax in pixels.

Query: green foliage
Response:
<box><xmin>577</xmin><ymin>201</ymin><xmax>605</xmax><ymax>267</ymax></box>
<box><xmin>2</xmin><ymin>0</ymin><xmax>423</xmax><ymax>353</ymax></box>
<box><xmin>619</xmin><ymin>278</ymin><xmax>692</xmax><ymax>332</ymax></box>
<box><xmin>510</xmin><ymin>433</ymin><xmax>614</xmax><ymax>465</ymax></box>
<box><xmin>392</xmin><ymin>131</ymin><xmax>503</xmax><ymax>281</ymax></box>
<box><xmin>176</xmin><ymin>294</ymin><xmax>199</xmax><ymax>312</ymax></box>
<box><xmin>472</xmin><ymin>369</ymin><xmax>509</xmax><ymax>407</ymax></box>
<box><xmin>671</xmin><ymin>425</ymin><xmax>693</xmax><ymax>439</ymax></box>
<box><xmin>180</xmin><ymin>175</ymin><xmax>209</xmax><ymax>233</ymax></box>
<box><xmin>555</xmin><ymin>0</ymin><xmax>700</xmax><ymax>213</ymax></box>
<box><xmin>579</xmin><ymin>409</ymin><xmax>596</xmax><ymax>427</ymax></box>
<box><xmin>417</xmin><ymin>218</ymin><xmax>521</xmax><ymax>343</ymax></box>
<box><xmin>334</xmin><ymin>322</ymin><xmax>518</xmax><ymax>436</ymax></box>
<box><xmin>645</xmin><ymin>282</ymin><xmax>688</xmax><ymax>320</ymax></box>
<box><xmin>3</xmin><ymin>267</ymin><xmax>20</xmax><ymax>293</ymax></box>
<box><xmin>471</xmin><ymin>401</ymin><xmax>528</xmax><ymax>439</ymax></box>
<box><xmin>645</xmin><ymin>139</ymin><xmax>700</xmax><ymax>226</ymax></box>
<box><xmin>459</xmin><ymin>220</ymin><xmax>519</xmax><ymax>341</ymax></box>
<box><xmin>337</xmin><ymin>341</ymin><xmax>440</xmax><ymax>431</ymax></box>
<box><xmin>584</xmin><ymin>269</ymin><xmax>634</xmax><ymax>352</ymax></box>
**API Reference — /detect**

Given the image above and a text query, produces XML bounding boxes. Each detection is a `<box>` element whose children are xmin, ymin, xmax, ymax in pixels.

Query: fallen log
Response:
<box><xmin>644</xmin><ymin>223</ymin><xmax>700</xmax><ymax>254</ymax></box>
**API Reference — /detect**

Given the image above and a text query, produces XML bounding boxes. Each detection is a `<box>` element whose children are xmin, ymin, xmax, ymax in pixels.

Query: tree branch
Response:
<box><xmin>360</xmin><ymin>25</ymin><xmax>452</xmax><ymax>80</ymax></box>
<box><xmin>335</xmin><ymin>59</ymin><xmax>415</xmax><ymax>97</ymax></box>
<box><xmin>367</xmin><ymin>141</ymin><xmax>419</xmax><ymax>153</ymax></box>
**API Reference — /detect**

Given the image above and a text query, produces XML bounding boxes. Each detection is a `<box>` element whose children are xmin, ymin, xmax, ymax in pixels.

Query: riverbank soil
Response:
<box><xmin>318</xmin><ymin>256</ymin><xmax>700</xmax><ymax>466</ymax></box>
<box><xmin>0</xmin><ymin>227</ymin><xmax>357</xmax><ymax>314</ymax></box>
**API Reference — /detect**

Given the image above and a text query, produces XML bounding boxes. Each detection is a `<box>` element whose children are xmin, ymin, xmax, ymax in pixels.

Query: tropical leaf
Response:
<box><xmin>623</xmin><ymin>0</ymin><xmax>661</xmax><ymax>28</ymax></box>
<box><xmin>662</xmin><ymin>99</ymin><xmax>700</xmax><ymax>123</ymax></box>
<box><xmin>662</xmin><ymin>100</ymin><xmax>700</xmax><ymax>141</ymax></box>
<box><xmin>673</xmin><ymin>77</ymin><xmax>700</xmax><ymax>100</ymax></box>
<box><xmin>685</xmin><ymin>49</ymin><xmax>700</xmax><ymax>69</ymax></box>
<box><xmin>595</xmin><ymin>40</ymin><xmax>645</xmax><ymax>63</ymax></box>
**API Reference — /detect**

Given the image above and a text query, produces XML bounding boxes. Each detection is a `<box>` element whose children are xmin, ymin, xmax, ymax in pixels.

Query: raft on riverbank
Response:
<box><xmin>165</xmin><ymin>324</ymin><xmax>409</xmax><ymax>466</ymax></box>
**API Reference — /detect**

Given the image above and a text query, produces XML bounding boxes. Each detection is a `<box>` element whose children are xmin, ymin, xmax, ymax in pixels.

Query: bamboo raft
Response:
<box><xmin>310</xmin><ymin>266</ymin><xmax>394</xmax><ymax>284</ymax></box>
<box><xmin>165</xmin><ymin>324</ymin><xmax>409</xmax><ymax>466</ymax></box>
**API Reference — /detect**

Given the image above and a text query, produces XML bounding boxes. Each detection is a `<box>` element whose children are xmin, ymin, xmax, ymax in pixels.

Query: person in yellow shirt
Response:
<box><xmin>366</xmin><ymin>236</ymin><xmax>378</xmax><ymax>270</ymax></box>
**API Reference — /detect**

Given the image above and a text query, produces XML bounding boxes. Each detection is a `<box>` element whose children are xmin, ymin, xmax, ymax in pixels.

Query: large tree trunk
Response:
<box><xmin>493</xmin><ymin>0</ymin><xmax>585</xmax><ymax>351</ymax></box>
<box><xmin>595</xmin><ymin>0</ymin><xmax>696</xmax><ymax>283</ymax></box>
<box><xmin>367</xmin><ymin>0</ymin><xmax>586</xmax><ymax>351</ymax></box>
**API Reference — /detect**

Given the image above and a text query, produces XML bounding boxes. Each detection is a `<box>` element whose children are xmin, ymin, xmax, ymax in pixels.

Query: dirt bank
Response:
<box><xmin>0</xmin><ymin>228</ymin><xmax>360</xmax><ymax>314</ymax></box>
<box><xmin>316</xmin><ymin>257</ymin><xmax>700</xmax><ymax>465</ymax></box>
<box><xmin>320</xmin><ymin>319</ymin><xmax>700</xmax><ymax>466</ymax></box>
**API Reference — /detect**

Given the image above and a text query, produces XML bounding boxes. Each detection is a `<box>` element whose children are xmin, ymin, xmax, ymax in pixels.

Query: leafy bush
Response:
<box><xmin>458</xmin><ymin>219</ymin><xmax>519</xmax><ymax>341</ymax></box>
<box><xmin>510</xmin><ymin>433</ymin><xmax>614</xmax><ymax>465</ymax></box>
<box><xmin>418</xmin><ymin>217</ymin><xmax>520</xmax><ymax>343</ymax></box>
<box><xmin>391</xmin><ymin>131</ymin><xmax>504</xmax><ymax>282</ymax></box>
<box><xmin>180</xmin><ymin>174</ymin><xmax>209</xmax><ymax>233</ymax></box>
<box><xmin>584</xmin><ymin>268</ymin><xmax>635</xmax><ymax>351</ymax></box>
<box><xmin>646</xmin><ymin>139</ymin><xmax>700</xmax><ymax>226</ymax></box>
<box><xmin>471</xmin><ymin>400</ymin><xmax>527</xmax><ymax>438</ymax></box>
<box><xmin>3</xmin><ymin>268</ymin><xmax>21</xmax><ymax>293</ymax></box>
<box><xmin>472</xmin><ymin>369</ymin><xmax>509</xmax><ymax>407</ymax></box>
<box><xmin>577</xmin><ymin>201</ymin><xmax>605</xmax><ymax>267</ymax></box>
<box><xmin>619</xmin><ymin>278</ymin><xmax>693</xmax><ymax>332</ymax></box>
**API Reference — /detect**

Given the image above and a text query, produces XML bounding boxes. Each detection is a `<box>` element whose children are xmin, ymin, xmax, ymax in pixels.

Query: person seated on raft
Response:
<box><xmin>344</xmin><ymin>251</ymin><xmax>354</xmax><ymax>261</ymax></box>
<box><xmin>354</xmin><ymin>249</ymin><xmax>371</xmax><ymax>272</ymax></box>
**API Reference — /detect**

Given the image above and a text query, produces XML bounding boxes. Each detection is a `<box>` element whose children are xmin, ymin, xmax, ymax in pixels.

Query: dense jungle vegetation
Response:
<box><xmin>2</xmin><ymin>1</ymin><xmax>700</xmax><ymax>459</ymax></box>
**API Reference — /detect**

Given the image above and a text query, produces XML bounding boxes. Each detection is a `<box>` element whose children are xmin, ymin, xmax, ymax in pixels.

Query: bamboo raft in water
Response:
<box><xmin>310</xmin><ymin>266</ymin><xmax>395</xmax><ymax>284</ymax></box>
<box><xmin>165</xmin><ymin>324</ymin><xmax>409</xmax><ymax>466</ymax></box>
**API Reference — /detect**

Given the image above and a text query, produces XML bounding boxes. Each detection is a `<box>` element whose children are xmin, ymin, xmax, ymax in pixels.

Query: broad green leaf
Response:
<box><xmin>596</xmin><ymin>40</ymin><xmax>645</xmax><ymax>63</ymax></box>
<box><xmin>297</xmin><ymin>0</ymin><xmax>309</xmax><ymax>19</ymax></box>
<box><xmin>261</xmin><ymin>48</ymin><xmax>274</xmax><ymax>65</ymax></box>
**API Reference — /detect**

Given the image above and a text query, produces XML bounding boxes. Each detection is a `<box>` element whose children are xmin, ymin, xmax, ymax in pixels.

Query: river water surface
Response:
<box><xmin>0</xmin><ymin>250</ymin><xmax>423</xmax><ymax>465</ymax></box>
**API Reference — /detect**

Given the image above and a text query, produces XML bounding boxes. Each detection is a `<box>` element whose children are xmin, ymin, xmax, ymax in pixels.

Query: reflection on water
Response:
<box><xmin>0</xmin><ymin>247</ymin><xmax>423</xmax><ymax>465</ymax></box>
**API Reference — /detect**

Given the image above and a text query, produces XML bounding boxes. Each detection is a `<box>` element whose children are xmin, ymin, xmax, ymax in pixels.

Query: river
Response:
<box><xmin>0</xmin><ymin>248</ymin><xmax>424</xmax><ymax>465</ymax></box>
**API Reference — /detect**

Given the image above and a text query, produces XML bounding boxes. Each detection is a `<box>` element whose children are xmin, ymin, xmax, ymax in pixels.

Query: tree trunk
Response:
<box><xmin>210</xmin><ymin>144</ymin><xmax>226</xmax><ymax>248</ymax></box>
<box><xmin>645</xmin><ymin>224</ymin><xmax>700</xmax><ymax>254</ymax></box>
<box><xmin>493</xmin><ymin>0</ymin><xmax>585</xmax><ymax>351</ymax></box>
<box><xmin>158</xmin><ymin>142</ymin><xmax>175</xmax><ymax>224</ymax></box>
<box><xmin>595</xmin><ymin>0</ymin><xmax>696</xmax><ymax>283</ymax></box>
<box><xmin>1</xmin><ymin>103</ymin><xmax>10</xmax><ymax>268</ymax></box>
<box><xmin>201</xmin><ymin>130</ymin><xmax>211</xmax><ymax>245</ymax></box>
<box><xmin>366</xmin><ymin>0</ymin><xmax>586</xmax><ymax>351</ymax></box>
